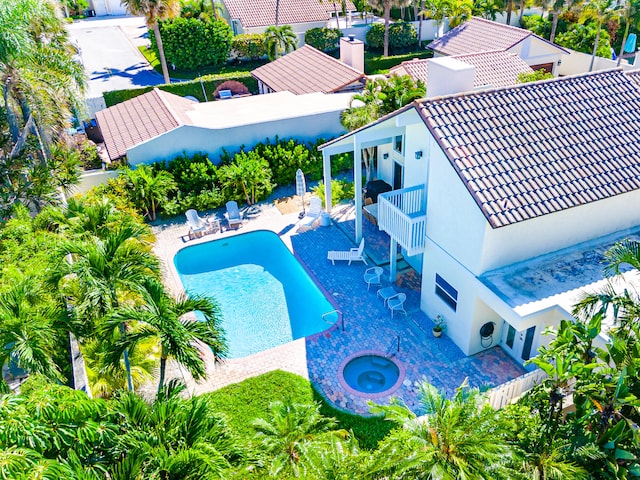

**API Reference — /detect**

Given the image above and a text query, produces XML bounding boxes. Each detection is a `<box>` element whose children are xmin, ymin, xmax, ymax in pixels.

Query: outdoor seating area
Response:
<box><xmin>185</xmin><ymin>209</ymin><xmax>220</xmax><ymax>240</ymax></box>
<box><xmin>327</xmin><ymin>238</ymin><xmax>367</xmax><ymax>265</ymax></box>
<box><xmin>225</xmin><ymin>201</ymin><xmax>243</xmax><ymax>229</ymax></box>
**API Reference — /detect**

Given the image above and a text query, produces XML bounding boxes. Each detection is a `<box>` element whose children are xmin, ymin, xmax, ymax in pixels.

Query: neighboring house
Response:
<box><xmin>319</xmin><ymin>66</ymin><xmax>640</xmax><ymax>368</ymax></box>
<box><xmin>95</xmin><ymin>88</ymin><xmax>351</xmax><ymax>165</ymax></box>
<box><xmin>221</xmin><ymin>0</ymin><xmax>356</xmax><ymax>44</ymax></box>
<box><xmin>427</xmin><ymin>17</ymin><xmax>568</xmax><ymax>75</ymax></box>
<box><xmin>90</xmin><ymin>0</ymin><xmax>127</xmax><ymax>15</ymax></box>
<box><xmin>252</xmin><ymin>44</ymin><xmax>365</xmax><ymax>95</ymax></box>
<box><xmin>389</xmin><ymin>50</ymin><xmax>534</xmax><ymax>89</ymax></box>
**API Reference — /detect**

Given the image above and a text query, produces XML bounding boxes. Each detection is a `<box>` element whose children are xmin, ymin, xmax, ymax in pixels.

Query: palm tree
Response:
<box><xmin>264</xmin><ymin>24</ymin><xmax>298</xmax><ymax>60</ymax></box>
<box><xmin>616</xmin><ymin>0</ymin><xmax>640</xmax><ymax>66</ymax></box>
<box><xmin>55</xmin><ymin>226</ymin><xmax>161</xmax><ymax>392</ymax></box>
<box><xmin>121</xmin><ymin>165</ymin><xmax>177</xmax><ymax>221</ymax></box>
<box><xmin>122</xmin><ymin>0</ymin><xmax>180</xmax><ymax>84</ymax></box>
<box><xmin>105</xmin><ymin>278</ymin><xmax>227</xmax><ymax>394</ymax></box>
<box><xmin>252</xmin><ymin>399</ymin><xmax>350</xmax><ymax>477</ymax></box>
<box><xmin>369</xmin><ymin>380</ymin><xmax>517</xmax><ymax>479</ymax></box>
<box><xmin>421</xmin><ymin>0</ymin><xmax>452</xmax><ymax>37</ymax></box>
<box><xmin>549</xmin><ymin>0</ymin><xmax>568</xmax><ymax>42</ymax></box>
<box><xmin>580</xmin><ymin>0</ymin><xmax>619</xmax><ymax>71</ymax></box>
<box><xmin>0</xmin><ymin>281</ymin><xmax>65</xmax><ymax>391</ymax></box>
<box><xmin>473</xmin><ymin>0</ymin><xmax>505</xmax><ymax>20</ymax></box>
<box><xmin>447</xmin><ymin>0</ymin><xmax>473</xmax><ymax>27</ymax></box>
<box><xmin>369</xmin><ymin>0</ymin><xmax>413</xmax><ymax>56</ymax></box>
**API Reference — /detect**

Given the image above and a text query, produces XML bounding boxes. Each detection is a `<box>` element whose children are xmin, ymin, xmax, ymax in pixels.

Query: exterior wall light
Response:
<box><xmin>415</xmin><ymin>150</ymin><xmax>423</xmax><ymax>160</ymax></box>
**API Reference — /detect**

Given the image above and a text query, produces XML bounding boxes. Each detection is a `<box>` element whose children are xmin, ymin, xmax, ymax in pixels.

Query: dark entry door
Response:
<box><xmin>393</xmin><ymin>161</ymin><xmax>403</xmax><ymax>190</ymax></box>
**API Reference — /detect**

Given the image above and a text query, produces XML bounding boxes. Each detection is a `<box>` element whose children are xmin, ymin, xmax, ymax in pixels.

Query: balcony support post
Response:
<box><xmin>354</xmin><ymin>137</ymin><xmax>363</xmax><ymax>243</ymax></box>
<box><xmin>322</xmin><ymin>149</ymin><xmax>332</xmax><ymax>212</ymax></box>
<box><xmin>390</xmin><ymin>237</ymin><xmax>398</xmax><ymax>283</ymax></box>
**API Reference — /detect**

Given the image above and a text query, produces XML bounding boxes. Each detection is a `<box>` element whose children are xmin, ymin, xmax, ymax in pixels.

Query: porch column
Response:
<box><xmin>322</xmin><ymin>150</ymin><xmax>332</xmax><ymax>212</ymax></box>
<box><xmin>390</xmin><ymin>238</ymin><xmax>398</xmax><ymax>283</ymax></box>
<box><xmin>354</xmin><ymin>138</ymin><xmax>363</xmax><ymax>243</ymax></box>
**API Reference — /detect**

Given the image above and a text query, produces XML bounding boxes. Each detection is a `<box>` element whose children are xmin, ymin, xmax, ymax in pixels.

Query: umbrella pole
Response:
<box><xmin>299</xmin><ymin>193</ymin><xmax>305</xmax><ymax>219</ymax></box>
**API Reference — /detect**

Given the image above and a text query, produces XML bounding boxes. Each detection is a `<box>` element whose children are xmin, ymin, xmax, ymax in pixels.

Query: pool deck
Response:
<box><xmin>151</xmin><ymin>200</ymin><xmax>525</xmax><ymax>415</ymax></box>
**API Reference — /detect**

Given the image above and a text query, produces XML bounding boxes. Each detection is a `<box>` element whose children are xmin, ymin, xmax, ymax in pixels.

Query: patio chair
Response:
<box><xmin>364</xmin><ymin>267</ymin><xmax>383</xmax><ymax>290</ymax></box>
<box><xmin>300</xmin><ymin>196</ymin><xmax>322</xmax><ymax>226</ymax></box>
<box><xmin>185</xmin><ymin>209</ymin><xmax>209</xmax><ymax>239</ymax></box>
<box><xmin>377</xmin><ymin>286</ymin><xmax>397</xmax><ymax>306</ymax></box>
<box><xmin>388</xmin><ymin>293</ymin><xmax>407</xmax><ymax>317</ymax></box>
<box><xmin>327</xmin><ymin>238</ymin><xmax>368</xmax><ymax>265</ymax></box>
<box><xmin>225</xmin><ymin>201</ymin><xmax>243</xmax><ymax>228</ymax></box>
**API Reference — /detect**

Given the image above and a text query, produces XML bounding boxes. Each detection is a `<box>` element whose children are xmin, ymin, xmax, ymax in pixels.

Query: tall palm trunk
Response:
<box><xmin>506</xmin><ymin>0</ymin><xmax>513</xmax><ymax>24</ymax></box>
<box><xmin>518</xmin><ymin>0</ymin><xmax>526</xmax><ymax>23</ymax></box>
<box><xmin>418</xmin><ymin>0</ymin><xmax>425</xmax><ymax>46</ymax></box>
<box><xmin>121</xmin><ymin>323</ymin><xmax>135</xmax><ymax>392</ymax></box>
<box><xmin>550</xmin><ymin>10</ymin><xmax>559</xmax><ymax>42</ymax></box>
<box><xmin>210</xmin><ymin>0</ymin><xmax>219</xmax><ymax>19</ymax></box>
<box><xmin>617</xmin><ymin>21</ymin><xmax>631</xmax><ymax>66</ymax></box>
<box><xmin>383</xmin><ymin>0</ymin><xmax>391</xmax><ymax>57</ymax></box>
<box><xmin>152</xmin><ymin>21</ymin><xmax>171</xmax><ymax>84</ymax></box>
<box><xmin>158</xmin><ymin>349</ymin><xmax>167</xmax><ymax>394</ymax></box>
<box><xmin>589</xmin><ymin>24</ymin><xmax>601</xmax><ymax>71</ymax></box>
<box><xmin>275</xmin><ymin>0</ymin><xmax>280</xmax><ymax>26</ymax></box>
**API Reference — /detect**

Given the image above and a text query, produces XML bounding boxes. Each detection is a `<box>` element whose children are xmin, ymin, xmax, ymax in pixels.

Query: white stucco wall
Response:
<box><xmin>507</xmin><ymin>37</ymin><xmax>563</xmax><ymax>73</ymax></box>
<box><xmin>71</xmin><ymin>169</ymin><xmax>120</xmax><ymax>196</ymax></box>
<box><xmin>478</xmin><ymin>188</ymin><xmax>640</xmax><ymax>273</ymax></box>
<box><xmin>127</xmin><ymin>110</ymin><xmax>347</xmax><ymax>165</ymax></box>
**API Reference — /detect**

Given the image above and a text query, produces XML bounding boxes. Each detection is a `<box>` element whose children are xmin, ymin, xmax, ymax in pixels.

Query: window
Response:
<box><xmin>394</xmin><ymin>135</ymin><xmax>403</xmax><ymax>154</ymax></box>
<box><xmin>435</xmin><ymin>273</ymin><xmax>458</xmax><ymax>312</ymax></box>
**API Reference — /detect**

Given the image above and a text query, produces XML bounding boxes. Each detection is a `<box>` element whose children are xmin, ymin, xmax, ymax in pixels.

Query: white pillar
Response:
<box><xmin>322</xmin><ymin>150</ymin><xmax>333</xmax><ymax>212</ymax></box>
<box><xmin>354</xmin><ymin>138</ymin><xmax>363</xmax><ymax>243</ymax></box>
<box><xmin>390</xmin><ymin>238</ymin><xmax>398</xmax><ymax>283</ymax></box>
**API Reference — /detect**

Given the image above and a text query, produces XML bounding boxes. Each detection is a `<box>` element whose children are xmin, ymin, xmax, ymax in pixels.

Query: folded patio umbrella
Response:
<box><xmin>295</xmin><ymin>169</ymin><xmax>306</xmax><ymax>218</ymax></box>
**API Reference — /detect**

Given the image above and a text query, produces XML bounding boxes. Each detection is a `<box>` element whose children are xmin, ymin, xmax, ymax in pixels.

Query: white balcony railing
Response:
<box><xmin>378</xmin><ymin>185</ymin><xmax>427</xmax><ymax>256</ymax></box>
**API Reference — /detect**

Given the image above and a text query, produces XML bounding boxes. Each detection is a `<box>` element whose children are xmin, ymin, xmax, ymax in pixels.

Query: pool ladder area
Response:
<box><xmin>322</xmin><ymin>310</ymin><xmax>344</xmax><ymax>332</ymax></box>
<box><xmin>386</xmin><ymin>336</ymin><xmax>400</xmax><ymax>358</ymax></box>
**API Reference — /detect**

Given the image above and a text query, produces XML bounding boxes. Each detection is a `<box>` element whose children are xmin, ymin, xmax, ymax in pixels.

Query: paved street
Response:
<box><xmin>66</xmin><ymin>16</ymin><xmax>163</xmax><ymax>99</ymax></box>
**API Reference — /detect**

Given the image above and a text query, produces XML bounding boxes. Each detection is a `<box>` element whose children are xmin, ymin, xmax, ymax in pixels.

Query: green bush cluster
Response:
<box><xmin>556</xmin><ymin>23</ymin><xmax>611</xmax><ymax>58</ymax></box>
<box><xmin>312</xmin><ymin>178</ymin><xmax>355</xmax><ymax>207</ymax></box>
<box><xmin>365</xmin><ymin>22</ymin><xmax>418</xmax><ymax>52</ymax></box>
<box><xmin>231</xmin><ymin>33</ymin><xmax>267</xmax><ymax>60</ymax></box>
<box><xmin>521</xmin><ymin>14</ymin><xmax>551</xmax><ymax>38</ymax></box>
<box><xmin>304</xmin><ymin>27</ymin><xmax>343</xmax><ymax>52</ymax></box>
<box><xmin>151</xmin><ymin>18</ymin><xmax>233</xmax><ymax>70</ymax></box>
<box><xmin>103</xmin><ymin>73</ymin><xmax>257</xmax><ymax>106</ymax></box>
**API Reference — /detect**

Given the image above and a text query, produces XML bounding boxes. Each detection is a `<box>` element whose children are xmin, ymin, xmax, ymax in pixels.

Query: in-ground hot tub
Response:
<box><xmin>338</xmin><ymin>351</ymin><xmax>405</xmax><ymax>398</ymax></box>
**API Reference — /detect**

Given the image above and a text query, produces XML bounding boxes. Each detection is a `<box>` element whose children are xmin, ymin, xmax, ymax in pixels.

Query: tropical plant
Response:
<box><xmin>231</xmin><ymin>33</ymin><xmax>267</xmax><ymax>60</ymax></box>
<box><xmin>472</xmin><ymin>0</ymin><xmax>505</xmax><ymax>20</ymax></box>
<box><xmin>556</xmin><ymin>22</ymin><xmax>612</xmax><ymax>58</ymax></box>
<box><xmin>421</xmin><ymin>0</ymin><xmax>452</xmax><ymax>36</ymax></box>
<box><xmin>580</xmin><ymin>0</ymin><xmax>620</xmax><ymax>71</ymax></box>
<box><xmin>219</xmin><ymin>150</ymin><xmax>275</xmax><ymax>205</ymax></box>
<box><xmin>369</xmin><ymin>380</ymin><xmax>517</xmax><ymax>479</ymax></box>
<box><xmin>615</xmin><ymin>0</ymin><xmax>640</xmax><ymax>65</ymax></box>
<box><xmin>252</xmin><ymin>399</ymin><xmax>350</xmax><ymax>478</ymax></box>
<box><xmin>264</xmin><ymin>24</ymin><xmax>298</xmax><ymax>60</ymax></box>
<box><xmin>304</xmin><ymin>27</ymin><xmax>343</xmax><ymax>52</ymax></box>
<box><xmin>312</xmin><ymin>179</ymin><xmax>355</xmax><ymax>207</ymax></box>
<box><xmin>120</xmin><ymin>164</ymin><xmax>177</xmax><ymax>221</ymax></box>
<box><xmin>105</xmin><ymin>277</ymin><xmax>226</xmax><ymax>394</ymax></box>
<box><xmin>122</xmin><ymin>0</ymin><xmax>181</xmax><ymax>84</ymax></box>
<box><xmin>368</xmin><ymin>0</ymin><xmax>413</xmax><ymax>56</ymax></box>
<box><xmin>518</xmin><ymin>68</ymin><xmax>555</xmax><ymax>82</ymax></box>
<box><xmin>447</xmin><ymin>0</ymin><xmax>473</xmax><ymax>27</ymax></box>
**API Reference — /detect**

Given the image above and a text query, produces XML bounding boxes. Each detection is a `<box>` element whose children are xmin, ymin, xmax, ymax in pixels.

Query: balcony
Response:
<box><xmin>378</xmin><ymin>185</ymin><xmax>427</xmax><ymax>256</ymax></box>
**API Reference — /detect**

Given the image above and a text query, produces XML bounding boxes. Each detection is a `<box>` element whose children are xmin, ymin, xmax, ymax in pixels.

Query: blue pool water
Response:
<box><xmin>174</xmin><ymin>230</ymin><xmax>334</xmax><ymax>358</ymax></box>
<box><xmin>342</xmin><ymin>355</ymin><xmax>400</xmax><ymax>394</ymax></box>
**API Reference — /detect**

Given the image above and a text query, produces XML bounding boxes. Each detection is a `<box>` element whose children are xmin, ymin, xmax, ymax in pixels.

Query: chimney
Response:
<box><xmin>426</xmin><ymin>57</ymin><xmax>476</xmax><ymax>98</ymax></box>
<box><xmin>340</xmin><ymin>35</ymin><xmax>364</xmax><ymax>73</ymax></box>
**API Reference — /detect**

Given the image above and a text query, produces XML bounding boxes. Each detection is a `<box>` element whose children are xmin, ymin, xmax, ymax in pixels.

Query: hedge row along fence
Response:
<box><xmin>103</xmin><ymin>73</ymin><xmax>258</xmax><ymax>107</ymax></box>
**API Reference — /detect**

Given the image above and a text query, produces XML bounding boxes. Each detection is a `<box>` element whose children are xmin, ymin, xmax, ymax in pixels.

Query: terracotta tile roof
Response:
<box><xmin>223</xmin><ymin>0</ymin><xmax>356</xmax><ymax>28</ymax></box>
<box><xmin>625</xmin><ymin>69</ymin><xmax>640</xmax><ymax>86</ymax></box>
<box><xmin>416</xmin><ymin>69</ymin><xmax>640</xmax><ymax>228</ymax></box>
<box><xmin>427</xmin><ymin>17</ymin><xmax>568</xmax><ymax>56</ymax></box>
<box><xmin>390</xmin><ymin>50</ymin><xmax>533</xmax><ymax>88</ymax></box>
<box><xmin>96</xmin><ymin>88</ymin><xmax>196</xmax><ymax>161</ymax></box>
<box><xmin>251</xmin><ymin>45</ymin><xmax>365</xmax><ymax>94</ymax></box>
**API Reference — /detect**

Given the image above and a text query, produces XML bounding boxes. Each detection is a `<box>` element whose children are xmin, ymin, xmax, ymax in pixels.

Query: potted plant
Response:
<box><xmin>432</xmin><ymin>315</ymin><xmax>446</xmax><ymax>338</ymax></box>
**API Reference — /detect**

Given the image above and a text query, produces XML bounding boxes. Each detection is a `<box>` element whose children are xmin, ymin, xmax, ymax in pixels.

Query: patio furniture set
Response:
<box><xmin>185</xmin><ymin>201</ymin><xmax>243</xmax><ymax>240</ymax></box>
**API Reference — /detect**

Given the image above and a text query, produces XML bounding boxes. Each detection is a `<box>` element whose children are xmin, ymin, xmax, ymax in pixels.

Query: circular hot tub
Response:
<box><xmin>338</xmin><ymin>351</ymin><xmax>405</xmax><ymax>398</ymax></box>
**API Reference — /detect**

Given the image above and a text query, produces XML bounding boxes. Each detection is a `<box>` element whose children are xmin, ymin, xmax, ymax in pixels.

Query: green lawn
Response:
<box><xmin>204</xmin><ymin>370</ymin><xmax>394</xmax><ymax>450</ymax></box>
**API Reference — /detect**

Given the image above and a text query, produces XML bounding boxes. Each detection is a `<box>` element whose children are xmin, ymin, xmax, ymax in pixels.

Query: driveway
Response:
<box><xmin>66</xmin><ymin>16</ymin><xmax>163</xmax><ymax>99</ymax></box>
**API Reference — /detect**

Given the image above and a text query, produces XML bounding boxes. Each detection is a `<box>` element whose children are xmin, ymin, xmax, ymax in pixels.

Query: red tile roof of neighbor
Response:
<box><xmin>222</xmin><ymin>0</ymin><xmax>356</xmax><ymax>28</ymax></box>
<box><xmin>417</xmin><ymin>69</ymin><xmax>640</xmax><ymax>228</ymax></box>
<box><xmin>427</xmin><ymin>17</ymin><xmax>569</xmax><ymax>56</ymax></box>
<box><xmin>251</xmin><ymin>45</ymin><xmax>365</xmax><ymax>94</ymax></box>
<box><xmin>390</xmin><ymin>50</ymin><xmax>534</xmax><ymax>88</ymax></box>
<box><xmin>95</xmin><ymin>89</ymin><xmax>196</xmax><ymax>161</ymax></box>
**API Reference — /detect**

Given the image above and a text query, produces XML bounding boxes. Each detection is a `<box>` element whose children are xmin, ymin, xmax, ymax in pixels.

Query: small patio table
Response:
<box><xmin>377</xmin><ymin>286</ymin><xmax>398</xmax><ymax>306</ymax></box>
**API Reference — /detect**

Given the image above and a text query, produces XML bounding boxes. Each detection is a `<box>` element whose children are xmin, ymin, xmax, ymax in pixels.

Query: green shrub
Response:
<box><xmin>231</xmin><ymin>33</ymin><xmax>267</xmax><ymax>60</ymax></box>
<box><xmin>556</xmin><ymin>23</ymin><xmax>611</xmax><ymax>58</ymax></box>
<box><xmin>366</xmin><ymin>22</ymin><xmax>417</xmax><ymax>52</ymax></box>
<box><xmin>521</xmin><ymin>14</ymin><xmax>551</xmax><ymax>39</ymax></box>
<box><xmin>365</xmin><ymin>49</ymin><xmax>432</xmax><ymax>74</ymax></box>
<box><xmin>218</xmin><ymin>150</ymin><xmax>274</xmax><ymax>205</ymax></box>
<box><xmin>305</xmin><ymin>27</ymin><xmax>343</xmax><ymax>52</ymax></box>
<box><xmin>151</xmin><ymin>18</ymin><xmax>233</xmax><ymax>70</ymax></box>
<box><xmin>312</xmin><ymin>179</ymin><xmax>355</xmax><ymax>207</ymax></box>
<box><xmin>517</xmin><ymin>69</ymin><xmax>555</xmax><ymax>83</ymax></box>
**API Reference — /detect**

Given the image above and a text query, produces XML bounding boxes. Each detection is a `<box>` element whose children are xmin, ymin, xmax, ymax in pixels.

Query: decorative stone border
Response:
<box><xmin>337</xmin><ymin>349</ymin><xmax>406</xmax><ymax>399</ymax></box>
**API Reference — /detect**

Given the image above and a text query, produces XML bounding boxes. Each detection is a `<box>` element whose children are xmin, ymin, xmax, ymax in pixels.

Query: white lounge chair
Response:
<box><xmin>327</xmin><ymin>239</ymin><xmax>368</xmax><ymax>265</ymax></box>
<box><xmin>225</xmin><ymin>201</ymin><xmax>243</xmax><ymax>228</ymax></box>
<box><xmin>185</xmin><ymin>209</ymin><xmax>210</xmax><ymax>238</ymax></box>
<box><xmin>364</xmin><ymin>267</ymin><xmax>383</xmax><ymax>290</ymax></box>
<box><xmin>300</xmin><ymin>196</ymin><xmax>322</xmax><ymax>226</ymax></box>
<box><xmin>388</xmin><ymin>293</ymin><xmax>407</xmax><ymax>317</ymax></box>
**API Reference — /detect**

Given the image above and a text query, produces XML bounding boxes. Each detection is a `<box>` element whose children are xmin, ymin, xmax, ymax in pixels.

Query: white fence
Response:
<box><xmin>68</xmin><ymin>169</ymin><xmax>119</xmax><ymax>197</ymax></box>
<box><xmin>487</xmin><ymin>368</ymin><xmax>548</xmax><ymax>409</ymax></box>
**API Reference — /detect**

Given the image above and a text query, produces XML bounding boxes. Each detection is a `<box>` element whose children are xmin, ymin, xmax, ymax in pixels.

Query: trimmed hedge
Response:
<box><xmin>231</xmin><ymin>33</ymin><xmax>267</xmax><ymax>60</ymax></box>
<box><xmin>103</xmin><ymin>73</ymin><xmax>257</xmax><ymax>107</ymax></box>
<box><xmin>151</xmin><ymin>18</ymin><xmax>233</xmax><ymax>70</ymax></box>
<box><xmin>364</xmin><ymin>49</ymin><xmax>432</xmax><ymax>74</ymax></box>
<box><xmin>305</xmin><ymin>27</ymin><xmax>343</xmax><ymax>52</ymax></box>
<box><xmin>365</xmin><ymin>22</ymin><xmax>418</xmax><ymax>52</ymax></box>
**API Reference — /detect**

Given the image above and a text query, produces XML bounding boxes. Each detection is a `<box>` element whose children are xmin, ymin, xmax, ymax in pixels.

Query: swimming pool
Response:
<box><xmin>174</xmin><ymin>230</ymin><xmax>334</xmax><ymax>358</ymax></box>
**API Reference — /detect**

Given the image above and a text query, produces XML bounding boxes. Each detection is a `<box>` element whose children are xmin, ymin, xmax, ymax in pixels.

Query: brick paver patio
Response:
<box><xmin>151</xmin><ymin>200</ymin><xmax>525</xmax><ymax>415</ymax></box>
